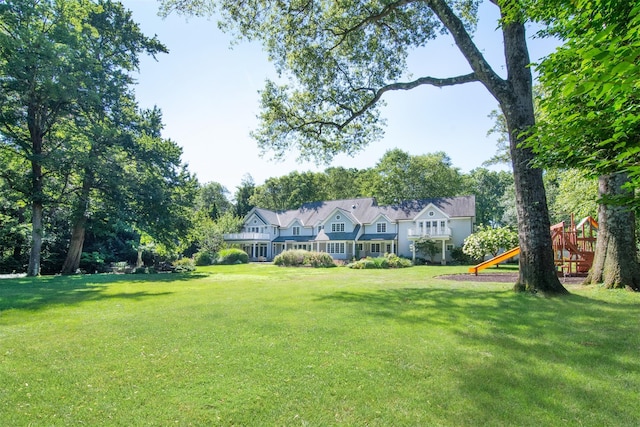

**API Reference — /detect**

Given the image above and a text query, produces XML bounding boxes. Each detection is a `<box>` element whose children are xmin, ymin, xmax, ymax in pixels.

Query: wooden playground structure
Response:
<box><xmin>468</xmin><ymin>215</ymin><xmax>598</xmax><ymax>276</ymax></box>
<box><xmin>551</xmin><ymin>215</ymin><xmax>598</xmax><ymax>276</ymax></box>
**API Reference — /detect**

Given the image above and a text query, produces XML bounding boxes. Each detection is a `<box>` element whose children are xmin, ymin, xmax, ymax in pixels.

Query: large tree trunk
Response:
<box><xmin>60</xmin><ymin>172</ymin><xmax>93</xmax><ymax>274</ymax></box>
<box><xmin>586</xmin><ymin>173</ymin><xmax>640</xmax><ymax>290</ymax></box>
<box><xmin>433</xmin><ymin>0</ymin><xmax>567</xmax><ymax>294</ymax></box>
<box><xmin>60</xmin><ymin>217</ymin><xmax>87</xmax><ymax>274</ymax></box>
<box><xmin>27</xmin><ymin>111</ymin><xmax>44</xmax><ymax>277</ymax></box>
<box><xmin>499</xmin><ymin>19</ymin><xmax>567</xmax><ymax>295</ymax></box>
<box><xmin>27</xmin><ymin>199</ymin><xmax>43</xmax><ymax>277</ymax></box>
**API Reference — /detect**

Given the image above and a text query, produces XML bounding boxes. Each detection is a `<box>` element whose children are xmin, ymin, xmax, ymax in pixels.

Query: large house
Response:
<box><xmin>223</xmin><ymin>196</ymin><xmax>475</xmax><ymax>264</ymax></box>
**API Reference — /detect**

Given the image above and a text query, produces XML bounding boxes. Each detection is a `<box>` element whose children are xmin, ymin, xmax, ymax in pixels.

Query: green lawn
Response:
<box><xmin>1</xmin><ymin>264</ymin><xmax>638</xmax><ymax>426</ymax></box>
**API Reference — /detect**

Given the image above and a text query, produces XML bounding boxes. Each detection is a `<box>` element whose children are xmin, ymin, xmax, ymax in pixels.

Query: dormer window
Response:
<box><xmin>377</xmin><ymin>222</ymin><xmax>387</xmax><ymax>233</ymax></box>
<box><xmin>293</xmin><ymin>226</ymin><xmax>300</xmax><ymax>236</ymax></box>
<box><xmin>331</xmin><ymin>223</ymin><xmax>345</xmax><ymax>232</ymax></box>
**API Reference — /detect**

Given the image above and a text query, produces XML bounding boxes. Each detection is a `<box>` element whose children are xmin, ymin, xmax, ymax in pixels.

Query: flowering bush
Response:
<box><xmin>462</xmin><ymin>226</ymin><xmax>518</xmax><ymax>262</ymax></box>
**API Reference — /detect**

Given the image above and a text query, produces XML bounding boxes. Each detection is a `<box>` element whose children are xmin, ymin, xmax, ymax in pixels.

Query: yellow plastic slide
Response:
<box><xmin>468</xmin><ymin>247</ymin><xmax>520</xmax><ymax>275</ymax></box>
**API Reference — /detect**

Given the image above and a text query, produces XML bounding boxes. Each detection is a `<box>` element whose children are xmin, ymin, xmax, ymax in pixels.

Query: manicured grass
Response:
<box><xmin>1</xmin><ymin>265</ymin><xmax>639</xmax><ymax>426</ymax></box>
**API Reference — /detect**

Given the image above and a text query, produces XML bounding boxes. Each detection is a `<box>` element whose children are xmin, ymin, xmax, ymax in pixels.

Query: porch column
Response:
<box><xmin>441</xmin><ymin>240</ymin><xmax>446</xmax><ymax>265</ymax></box>
<box><xmin>411</xmin><ymin>242</ymin><xmax>416</xmax><ymax>263</ymax></box>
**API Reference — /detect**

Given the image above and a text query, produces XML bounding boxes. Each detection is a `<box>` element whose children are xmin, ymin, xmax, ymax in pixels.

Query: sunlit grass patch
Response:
<box><xmin>1</xmin><ymin>264</ymin><xmax>638</xmax><ymax>425</ymax></box>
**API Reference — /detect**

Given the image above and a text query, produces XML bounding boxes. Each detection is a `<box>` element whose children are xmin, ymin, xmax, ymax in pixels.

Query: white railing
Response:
<box><xmin>223</xmin><ymin>233</ymin><xmax>271</xmax><ymax>241</ymax></box>
<box><xmin>407</xmin><ymin>227</ymin><xmax>452</xmax><ymax>238</ymax></box>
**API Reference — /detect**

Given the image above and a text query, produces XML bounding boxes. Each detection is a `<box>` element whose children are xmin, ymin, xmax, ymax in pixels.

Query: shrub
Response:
<box><xmin>450</xmin><ymin>246</ymin><xmax>472</xmax><ymax>264</ymax></box>
<box><xmin>273</xmin><ymin>250</ymin><xmax>336</xmax><ymax>268</ymax></box>
<box><xmin>194</xmin><ymin>251</ymin><xmax>215</xmax><ymax>266</ymax></box>
<box><xmin>384</xmin><ymin>253</ymin><xmax>413</xmax><ymax>268</ymax></box>
<box><xmin>414</xmin><ymin>237</ymin><xmax>439</xmax><ymax>263</ymax></box>
<box><xmin>172</xmin><ymin>257</ymin><xmax>196</xmax><ymax>273</ymax></box>
<box><xmin>348</xmin><ymin>254</ymin><xmax>412</xmax><ymax>269</ymax></box>
<box><xmin>274</xmin><ymin>250</ymin><xmax>305</xmax><ymax>266</ymax></box>
<box><xmin>304</xmin><ymin>251</ymin><xmax>336</xmax><ymax>268</ymax></box>
<box><xmin>217</xmin><ymin>248</ymin><xmax>249</xmax><ymax>265</ymax></box>
<box><xmin>80</xmin><ymin>251</ymin><xmax>107</xmax><ymax>273</ymax></box>
<box><xmin>348</xmin><ymin>257</ymin><xmax>377</xmax><ymax>269</ymax></box>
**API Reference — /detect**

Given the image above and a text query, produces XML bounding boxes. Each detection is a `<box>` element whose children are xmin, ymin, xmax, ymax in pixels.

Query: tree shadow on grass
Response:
<box><xmin>317</xmin><ymin>287</ymin><xmax>640</xmax><ymax>424</ymax></box>
<box><xmin>0</xmin><ymin>272</ymin><xmax>207</xmax><ymax>313</ymax></box>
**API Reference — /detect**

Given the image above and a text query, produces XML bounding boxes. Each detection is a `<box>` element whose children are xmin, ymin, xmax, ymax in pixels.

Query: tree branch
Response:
<box><xmin>427</xmin><ymin>0</ymin><xmax>509</xmax><ymax>99</ymax></box>
<box><xmin>293</xmin><ymin>72</ymin><xmax>479</xmax><ymax>132</ymax></box>
<box><xmin>328</xmin><ymin>0</ymin><xmax>421</xmax><ymax>49</ymax></box>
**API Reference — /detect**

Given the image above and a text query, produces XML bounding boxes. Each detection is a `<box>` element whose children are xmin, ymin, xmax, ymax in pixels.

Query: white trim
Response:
<box><xmin>319</xmin><ymin>207</ymin><xmax>359</xmax><ymax>226</ymax></box>
<box><xmin>415</xmin><ymin>203</ymin><xmax>450</xmax><ymax>220</ymax></box>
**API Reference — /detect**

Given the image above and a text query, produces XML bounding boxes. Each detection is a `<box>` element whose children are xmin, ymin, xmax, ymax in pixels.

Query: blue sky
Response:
<box><xmin>123</xmin><ymin>0</ymin><xmax>559</xmax><ymax>194</ymax></box>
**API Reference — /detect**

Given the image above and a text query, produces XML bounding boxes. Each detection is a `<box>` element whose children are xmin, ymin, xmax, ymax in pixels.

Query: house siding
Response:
<box><xmin>224</xmin><ymin>196</ymin><xmax>475</xmax><ymax>263</ymax></box>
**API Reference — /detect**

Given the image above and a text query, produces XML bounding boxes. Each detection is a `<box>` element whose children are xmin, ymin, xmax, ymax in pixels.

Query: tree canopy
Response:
<box><xmin>0</xmin><ymin>0</ymin><xmax>194</xmax><ymax>275</ymax></box>
<box><xmin>530</xmin><ymin>1</ymin><xmax>640</xmax><ymax>196</ymax></box>
<box><xmin>162</xmin><ymin>0</ymin><xmax>566</xmax><ymax>294</ymax></box>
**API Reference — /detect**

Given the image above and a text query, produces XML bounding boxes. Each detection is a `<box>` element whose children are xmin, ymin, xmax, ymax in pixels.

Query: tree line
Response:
<box><xmin>161</xmin><ymin>0</ymin><xmax>639</xmax><ymax>293</ymax></box>
<box><xmin>0</xmin><ymin>0</ymin><xmax>196</xmax><ymax>275</ymax></box>
<box><xmin>192</xmin><ymin>150</ymin><xmax>600</xmax><ymax>260</ymax></box>
<box><xmin>2</xmin><ymin>0</ymin><xmax>638</xmax><ymax>292</ymax></box>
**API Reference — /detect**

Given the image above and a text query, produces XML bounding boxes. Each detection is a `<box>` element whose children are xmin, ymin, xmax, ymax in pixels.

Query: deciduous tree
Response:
<box><xmin>0</xmin><ymin>0</ymin><xmax>166</xmax><ymax>275</ymax></box>
<box><xmin>529</xmin><ymin>0</ymin><xmax>640</xmax><ymax>290</ymax></box>
<box><xmin>163</xmin><ymin>0</ymin><xmax>567</xmax><ymax>294</ymax></box>
<box><xmin>368</xmin><ymin>149</ymin><xmax>463</xmax><ymax>204</ymax></box>
<box><xmin>462</xmin><ymin>167</ymin><xmax>513</xmax><ymax>227</ymax></box>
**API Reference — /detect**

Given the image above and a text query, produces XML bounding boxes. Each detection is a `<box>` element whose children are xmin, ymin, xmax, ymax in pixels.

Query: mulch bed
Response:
<box><xmin>437</xmin><ymin>272</ymin><xmax>587</xmax><ymax>285</ymax></box>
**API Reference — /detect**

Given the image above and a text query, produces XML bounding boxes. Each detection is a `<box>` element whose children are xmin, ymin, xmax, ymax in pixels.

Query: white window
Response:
<box><xmin>376</xmin><ymin>222</ymin><xmax>387</xmax><ymax>233</ymax></box>
<box><xmin>327</xmin><ymin>242</ymin><xmax>345</xmax><ymax>254</ymax></box>
<box><xmin>293</xmin><ymin>226</ymin><xmax>300</xmax><ymax>236</ymax></box>
<box><xmin>371</xmin><ymin>243</ymin><xmax>381</xmax><ymax>253</ymax></box>
<box><xmin>331</xmin><ymin>223</ymin><xmax>345</xmax><ymax>232</ymax></box>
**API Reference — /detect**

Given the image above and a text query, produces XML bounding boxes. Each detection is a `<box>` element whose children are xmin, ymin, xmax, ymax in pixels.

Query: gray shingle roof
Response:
<box><xmin>359</xmin><ymin>233</ymin><xmax>398</xmax><ymax>241</ymax></box>
<box><xmin>314</xmin><ymin>225</ymin><xmax>361</xmax><ymax>241</ymax></box>
<box><xmin>381</xmin><ymin>196</ymin><xmax>476</xmax><ymax>220</ymax></box>
<box><xmin>248</xmin><ymin>196</ymin><xmax>475</xmax><ymax>226</ymax></box>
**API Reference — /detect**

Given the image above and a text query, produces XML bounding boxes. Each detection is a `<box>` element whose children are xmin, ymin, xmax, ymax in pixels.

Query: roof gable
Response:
<box><xmin>415</xmin><ymin>203</ymin><xmax>450</xmax><ymax>220</ymax></box>
<box><xmin>320</xmin><ymin>207</ymin><xmax>359</xmax><ymax>226</ymax></box>
<box><xmin>242</xmin><ymin>196</ymin><xmax>475</xmax><ymax>229</ymax></box>
<box><xmin>382</xmin><ymin>196</ymin><xmax>476</xmax><ymax>220</ymax></box>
